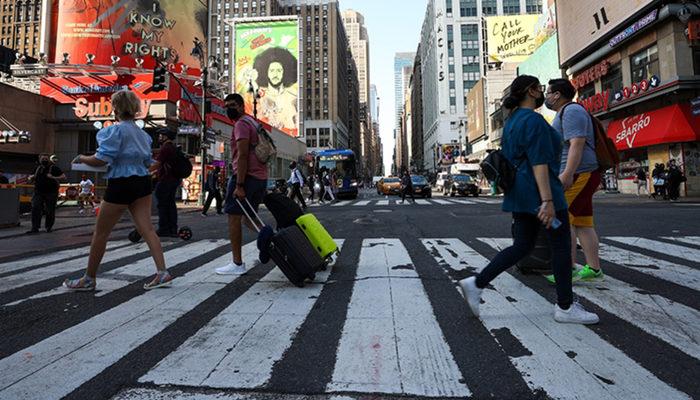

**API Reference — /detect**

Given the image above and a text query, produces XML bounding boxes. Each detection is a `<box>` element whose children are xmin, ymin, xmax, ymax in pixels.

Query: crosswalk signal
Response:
<box><xmin>152</xmin><ymin>66</ymin><xmax>168</xmax><ymax>92</ymax></box>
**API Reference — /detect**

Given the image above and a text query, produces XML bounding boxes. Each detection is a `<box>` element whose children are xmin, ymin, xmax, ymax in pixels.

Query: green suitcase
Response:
<box><xmin>296</xmin><ymin>213</ymin><xmax>338</xmax><ymax>260</ymax></box>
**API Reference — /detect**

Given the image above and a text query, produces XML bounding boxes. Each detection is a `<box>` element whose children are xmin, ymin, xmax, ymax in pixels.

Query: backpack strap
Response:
<box><xmin>559</xmin><ymin>102</ymin><xmax>596</xmax><ymax>151</ymax></box>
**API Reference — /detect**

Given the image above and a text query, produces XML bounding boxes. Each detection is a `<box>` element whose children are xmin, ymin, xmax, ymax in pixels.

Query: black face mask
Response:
<box><xmin>535</xmin><ymin>93</ymin><xmax>545</xmax><ymax>108</ymax></box>
<box><xmin>227</xmin><ymin>107</ymin><xmax>241</xmax><ymax>120</ymax></box>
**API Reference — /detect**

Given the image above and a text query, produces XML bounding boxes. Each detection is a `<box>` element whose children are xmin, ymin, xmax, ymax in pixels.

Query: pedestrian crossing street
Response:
<box><xmin>0</xmin><ymin>235</ymin><xmax>698</xmax><ymax>400</ymax></box>
<box><xmin>306</xmin><ymin>196</ymin><xmax>502</xmax><ymax>208</ymax></box>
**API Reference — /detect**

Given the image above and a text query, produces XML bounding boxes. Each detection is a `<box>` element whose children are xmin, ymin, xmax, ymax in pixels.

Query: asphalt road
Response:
<box><xmin>0</xmin><ymin>188</ymin><xmax>698</xmax><ymax>400</ymax></box>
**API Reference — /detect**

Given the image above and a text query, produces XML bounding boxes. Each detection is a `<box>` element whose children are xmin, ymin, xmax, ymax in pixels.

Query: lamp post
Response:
<box><xmin>247</xmin><ymin>79</ymin><xmax>260</xmax><ymax>119</ymax></box>
<box><xmin>191</xmin><ymin>37</ymin><xmax>208</xmax><ymax>206</ymax></box>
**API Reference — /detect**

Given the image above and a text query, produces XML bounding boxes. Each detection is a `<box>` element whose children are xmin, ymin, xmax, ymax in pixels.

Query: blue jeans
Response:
<box><xmin>155</xmin><ymin>179</ymin><xmax>180</xmax><ymax>234</ymax></box>
<box><xmin>475</xmin><ymin>210</ymin><xmax>573</xmax><ymax>309</ymax></box>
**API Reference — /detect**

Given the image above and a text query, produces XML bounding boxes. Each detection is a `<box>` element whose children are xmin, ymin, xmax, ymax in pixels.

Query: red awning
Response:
<box><xmin>607</xmin><ymin>103</ymin><xmax>700</xmax><ymax>150</ymax></box>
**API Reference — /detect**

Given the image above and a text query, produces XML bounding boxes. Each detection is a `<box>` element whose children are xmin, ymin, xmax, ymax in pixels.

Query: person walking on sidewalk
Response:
<box><xmin>151</xmin><ymin>128</ymin><xmax>181</xmax><ymax>237</ymax></box>
<box><xmin>27</xmin><ymin>153</ymin><xmax>65</xmax><ymax>234</ymax></box>
<box><xmin>320</xmin><ymin>167</ymin><xmax>335</xmax><ymax>203</ymax></box>
<box><xmin>64</xmin><ymin>89</ymin><xmax>172</xmax><ymax>291</ymax></box>
<box><xmin>400</xmin><ymin>167</ymin><xmax>415</xmax><ymax>204</ymax></box>
<box><xmin>635</xmin><ymin>165</ymin><xmax>648</xmax><ymax>197</ymax></box>
<box><xmin>202</xmin><ymin>166</ymin><xmax>223</xmax><ymax>216</ymax></box>
<box><xmin>216</xmin><ymin>93</ymin><xmax>269</xmax><ymax>275</ymax></box>
<box><xmin>307</xmin><ymin>171</ymin><xmax>316</xmax><ymax>204</ymax></box>
<box><xmin>545</xmin><ymin>78</ymin><xmax>604</xmax><ymax>283</ymax></box>
<box><xmin>287</xmin><ymin>161</ymin><xmax>307</xmax><ymax>210</ymax></box>
<box><xmin>459</xmin><ymin>75</ymin><xmax>599</xmax><ymax>325</ymax></box>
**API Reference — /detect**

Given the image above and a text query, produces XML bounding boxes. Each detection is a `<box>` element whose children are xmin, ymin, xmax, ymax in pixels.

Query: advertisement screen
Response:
<box><xmin>234</xmin><ymin>19</ymin><xmax>300</xmax><ymax>138</ymax></box>
<box><xmin>486</xmin><ymin>15</ymin><xmax>540</xmax><ymax>63</ymax></box>
<box><xmin>52</xmin><ymin>0</ymin><xmax>206</xmax><ymax>71</ymax></box>
<box><xmin>556</xmin><ymin>0</ymin><xmax>656</xmax><ymax>65</ymax></box>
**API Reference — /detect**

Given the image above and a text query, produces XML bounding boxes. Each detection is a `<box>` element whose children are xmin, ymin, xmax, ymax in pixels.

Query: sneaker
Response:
<box><xmin>63</xmin><ymin>275</ymin><xmax>96</xmax><ymax>292</ymax></box>
<box><xmin>458</xmin><ymin>276</ymin><xmax>483</xmax><ymax>317</ymax></box>
<box><xmin>544</xmin><ymin>267</ymin><xmax>580</xmax><ymax>285</ymax></box>
<box><xmin>554</xmin><ymin>302</ymin><xmax>599</xmax><ymax>324</ymax></box>
<box><xmin>201</xmin><ymin>212</ymin><xmax>208</xmax><ymax>217</ymax></box>
<box><xmin>573</xmin><ymin>265</ymin><xmax>604</xmax><ymax>282</ymax></box>
<box><xmin>216</xmin><ymin>262</ymin><xmax>247</xmax><ymax>275</ymax></box>
<box><xmin>144</xmin><ymin>271</ymin><xmax>174</xmax><ymax>290</ymax></box>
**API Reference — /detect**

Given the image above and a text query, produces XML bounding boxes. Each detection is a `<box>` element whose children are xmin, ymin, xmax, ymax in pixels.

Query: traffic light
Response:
<box><xmin>152</xmin><ymin>66</ymin><xmax>168</xmax><ymax>92</ymax></box>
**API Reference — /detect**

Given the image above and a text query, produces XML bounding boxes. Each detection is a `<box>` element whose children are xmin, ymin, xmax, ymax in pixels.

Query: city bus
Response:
<box><xmin>315</xmin><ymin>149</ymin><xmax>359</xmax><ymax>199</ymax></box>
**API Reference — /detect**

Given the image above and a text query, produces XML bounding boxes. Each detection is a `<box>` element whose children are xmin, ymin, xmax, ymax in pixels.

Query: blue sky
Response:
<box><xmin>339</xmin><ymin>0</ymin><xmax>426</xmax><ymax>175</ymax></box>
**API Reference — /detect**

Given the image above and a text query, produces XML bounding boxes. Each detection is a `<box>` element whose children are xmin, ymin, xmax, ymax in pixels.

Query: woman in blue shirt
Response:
<box><xmin>459</xmin><ymin>75</ymin><xmax>598</xmax><ymax>325</ymax></box>
<box><xmin>64</xmin><ymin>90</ymin><xmax>173</xmax><ymax>291</ymax></box>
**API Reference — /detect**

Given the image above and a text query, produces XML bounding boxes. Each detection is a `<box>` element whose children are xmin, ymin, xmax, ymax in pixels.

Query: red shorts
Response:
<box><xmin>564</xmin><ymin>170</ymin><xmax>601</xmax><ymax>227</ymax></box>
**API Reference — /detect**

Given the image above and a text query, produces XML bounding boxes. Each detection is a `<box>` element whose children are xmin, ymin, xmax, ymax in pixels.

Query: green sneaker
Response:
<box><xmin>573</xmin><ymin>265</ymin><xmax>604</xmax><ymax>282</ymax></box>
<box><xmin>544</xmin><ymin>267</ymin><xmax>580</xmax><ymax>285</ymax></box>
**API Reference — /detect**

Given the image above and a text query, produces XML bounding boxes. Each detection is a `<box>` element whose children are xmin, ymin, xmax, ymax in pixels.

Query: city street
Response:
<box><xmin>0</xmin><ymin>190</ymin><xmax>698</xmax><ymax>400</ymax></box>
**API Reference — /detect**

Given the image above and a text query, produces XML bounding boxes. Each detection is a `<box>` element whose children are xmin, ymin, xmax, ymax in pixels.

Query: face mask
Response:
<box><xmin>227</xmin><ymin>107</ymin><xmax>241</xmax><ymax>120</ymax></box>
<box><xmin>535</xmin><ymin>93</ymin><xmax>545</xmax><ymax>108</ymax></box>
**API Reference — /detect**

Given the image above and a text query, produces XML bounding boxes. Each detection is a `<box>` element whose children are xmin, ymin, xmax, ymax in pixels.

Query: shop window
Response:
<box><xmin>577</xmin><ymin>82</ymin><xmax>595</xmax><ymax>100</ymax></box>
<box><xmin>601</xmin><ymin>62</ymin><xmax>623</xmax><ymax>104</ymax></box>
<box><xmin>693</xmin><ymin>47</ymin><xmax>700</xmax><ymax>76</ymax></box>
<box><xmin>630</xmin><ymin>44</ymin><xmax>659</xmax><ymax>83</ymax></box>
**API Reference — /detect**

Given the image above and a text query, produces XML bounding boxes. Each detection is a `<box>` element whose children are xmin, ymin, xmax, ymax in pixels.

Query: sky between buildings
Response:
<box><xmin>339</xmin><ymin>0</ymin><xmax>425</xmax><ymax>175</ymax></box>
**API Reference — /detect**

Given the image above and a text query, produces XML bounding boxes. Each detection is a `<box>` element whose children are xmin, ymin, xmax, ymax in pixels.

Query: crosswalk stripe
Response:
<box><xmin>415</xmin><ymin>199</ymin><xmax>431</xmax><ymax>205</ymax></box>
<box><xmin>661</xmin><ymin>236</ymin><xmax>700</xmax><ymax>248</ymax></box>
<box><xmin>332</xmin><ymin>200</ymin><xmax>347</xmax><ymax>206</ymax></box>
<box><xmin>353</xmin><ymin>200</ymin><xmax>370</xmax><ymax>206</ymax></box>
<box><xmin>327</xmin><ymin>238</ymin><xmax>471</xmax><ymax>397</ymax></box>
<box><xmin>140</xmin><ymin>240</ymin><xmax>344</xmax><ymax>389</ymax></box>
<box><xmin>599</xmin><ymin>243</ymin><xmax>700</xmax><ymax>291</ymax></box>
<box><xmin>480</xmin><ymin>238</ymin><xmax>700</xmax><ymax>360</ymax></box>
<box><xmin>0</xmin><ymin>242</ymin><xmax>151</xmax><ymax>296</ymax></box>
<box><xmin>432</xmin><ymin>199</ymin><xmax>453</xmax><ymax>205</ymax></box>
<box><xmin>422</xmin><ymin>238</ymin><xmax>689</xmax><ymax>400</ymax></box>
<box><xmin>471</xmin><ymin>198</ymin><xmax>501</xmax><ymax>204</ymax></box>
<box><xmin>607</xmin><ymin>237</ymin><xmax>700</xmax><ymax>264</ymax></box>
<box><xmin>5</xmin><ymin>240</ymin><xmax>229</xmax><ymax>306</ymax></box>
<box><xmin>0</xmin><ymin>240</ymin><xmax>129</xmax><ymax>275</ymax></box>
<box><xmin>0</xmin><ymin>243</ymin><xmax>257</xmax><ymax>400</ymax></box>
<box><xmin>447</xmin><ymin>198</ymin><xmax>476</xmax><ymax>205</ymax></box>
<box><xmin>377</xmin><ymin>200</ymin><xmax>389</xmax><ymax>206</ymax></box>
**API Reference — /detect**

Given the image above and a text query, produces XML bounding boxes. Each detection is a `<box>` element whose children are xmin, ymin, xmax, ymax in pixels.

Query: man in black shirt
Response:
<box><xmin>28</xmin><ymin>153</ymin><xmax>65</xmax><ymax>234</ymax></box>
<box><xmin>201</xmin><ymin>166</ymin><xmax>223</xmax><ymax>216</ymax></box>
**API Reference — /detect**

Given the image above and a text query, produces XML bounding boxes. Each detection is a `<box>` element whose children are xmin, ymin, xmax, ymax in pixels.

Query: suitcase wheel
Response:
<box><xmin>128</xmin><ymin>229</ymin><xmax>142</xmax><ymax>243</ymax></box>
<box><xmin>178</xmin><ymin>226</ymin><xmax>193</xmax><ymax>241</ymax></box>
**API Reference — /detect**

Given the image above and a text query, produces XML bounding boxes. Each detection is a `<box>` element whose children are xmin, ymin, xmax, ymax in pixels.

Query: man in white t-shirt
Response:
<box><xmin>78</xmin><ymin>175</ymin><xmax>94</xmax><ymax>211</ymax></box>
<box><xmin>287</xmin><ymin>161</ymin><xmax>307</xmax><ymax>210</ymax></box>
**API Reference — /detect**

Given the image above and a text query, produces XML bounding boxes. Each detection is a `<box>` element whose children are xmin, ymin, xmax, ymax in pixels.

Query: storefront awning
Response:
<box><xmin>607</xmin><ymin>103</ymin><xmax>700</xmax><ymax>150</ymax></box>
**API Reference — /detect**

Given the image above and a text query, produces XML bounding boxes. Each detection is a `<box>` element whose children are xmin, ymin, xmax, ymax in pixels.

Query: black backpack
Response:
<box><xmin>263</xmin><ymin>193</ymin><xmax>304</xmax><ymax>230</ymax></box>
<box><xmin>172</xmin><ymin>147</ymin><xmax>193</xmax><ymax>180</ymax></box>
<box><xmin>480</xmin><ymin>150</ymin><xmax>522</xmax><ymax>193</ymax></box>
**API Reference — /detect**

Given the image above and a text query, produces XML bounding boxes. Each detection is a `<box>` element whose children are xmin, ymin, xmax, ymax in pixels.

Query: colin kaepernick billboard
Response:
<box><xmin>50</xmin><ymin>0</ymin><xmax>206</xmax><ymax>71</ymax></box>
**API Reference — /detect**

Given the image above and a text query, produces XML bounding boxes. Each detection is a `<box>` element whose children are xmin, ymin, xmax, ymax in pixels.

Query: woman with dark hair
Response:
<box><xmin>253</xmin><ymin>47</ymin><xmax>299</xmax><ymax>133</ymax></box>
<box><xmin>458</xmin><ymin>75</ymin><xmax>599</xmax><ymax>325</ymax></box>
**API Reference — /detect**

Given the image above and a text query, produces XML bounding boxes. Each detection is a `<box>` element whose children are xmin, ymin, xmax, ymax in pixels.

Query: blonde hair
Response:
<box><xmin>111</xmin><ymin>89</ymin><xmax>141</xmax><ymax>120</ymax></box>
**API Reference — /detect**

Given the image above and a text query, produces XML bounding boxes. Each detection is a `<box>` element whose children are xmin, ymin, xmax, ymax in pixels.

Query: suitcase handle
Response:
<box><xmin>235</xmin><ymin>197</ymin><xmax>266</xmax><ymax>233</ymax></box>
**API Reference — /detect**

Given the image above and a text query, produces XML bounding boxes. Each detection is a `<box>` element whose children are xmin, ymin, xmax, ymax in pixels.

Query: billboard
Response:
<box><xmin>517</xmin><ymin>34</ymin><xmax>560</xmax><ymax>122</ymax></box>
<box><xmin>466</xmin><ymin>79</ymin><xmax>485</xmax><ymax>143</ymax></box>
<box><xmin>51</xmin><ymin>0</ymin><xmax>206</xmax><ymax>71</ymax></box>
<box><xmin>234</xmin><ymin>18</ymin><xmax>300</xmax><ymax>138</ymax></box>
<box><xmin>486</xmin><ymin>15</ymin><xmax>540</xmax><ymax>63</ymax></box>
<box><xmin>556</xmin><ymin>0</ymin><xmax>656</xmax><ymax>66</ymax></box>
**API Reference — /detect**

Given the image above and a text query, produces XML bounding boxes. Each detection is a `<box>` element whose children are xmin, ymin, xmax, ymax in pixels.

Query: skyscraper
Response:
<box><xmin>0</xmin><ymin>0</ymin><xmax>45</xmax><ymax>60</ymax></box>
<box><xmin>394</xmin><ymin>52</ymin><xmax>415</xmax><ymax>141</ymax></box>
<box><xmin>341</xmin><ymin>9</ymin><xmax>370</xmax><ymax>104</ymax></box>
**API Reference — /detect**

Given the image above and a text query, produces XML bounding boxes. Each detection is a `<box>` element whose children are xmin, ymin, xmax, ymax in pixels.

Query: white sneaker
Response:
<box><xmin>458</xmin><ymin>276</ymin><xmax>483</xmax><ymax>317</ymax></box>
<box><xmin>554</xmin><ymin>302</ymin><xmax>599</xmax><ymax>325</ymax></box>
<box><xmin>215</xmin><ymin>262</ymin><xmax>247</xmax><ymax>275</ymax></box>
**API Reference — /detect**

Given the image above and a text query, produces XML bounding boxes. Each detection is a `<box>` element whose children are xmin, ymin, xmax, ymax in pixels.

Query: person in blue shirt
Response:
<box><xmin>458</xmin><ymin>75</ymin><xmax>599</xmax><ymax>325</ymax></box>
<box><xmin>64</xmin><ymin>90</ymin><xmax>172</xmax><ymax>291</ymax></box>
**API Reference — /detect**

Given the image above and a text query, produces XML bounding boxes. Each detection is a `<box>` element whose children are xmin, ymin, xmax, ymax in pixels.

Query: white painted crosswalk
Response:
<box><xmin>306</xmin><ymin>197</ymin><xmax>502</xmax><ymax>208</ymax></box>
<box><xmin>0</xmin><ymin>235</ymin><xmax>698</xmax><ymax>399</ymax></box>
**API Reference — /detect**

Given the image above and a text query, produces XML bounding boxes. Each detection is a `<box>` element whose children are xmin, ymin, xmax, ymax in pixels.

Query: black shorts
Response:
<box><xmin>223</xmin><ymin>176</ymin><xmax>267</xmax><ymax>215</ymax></box>
<box><xmin>104</xmin><ymin>175</ymin><xmax>153</xmax><ymax>205</ymax></box>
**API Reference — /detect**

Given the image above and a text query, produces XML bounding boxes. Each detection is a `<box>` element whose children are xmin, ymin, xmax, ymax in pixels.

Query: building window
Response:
<box><xmin>446</xmin><ymin>0</ymin><xmax>452</xmax><ymax>17</ymax></box>
<box><xmin>482</xmin><ymin>0</ymin><xmax>497</xmax><ymax>15</ymax></box>
<box><xmin>578</xmin><ymin>82</ymin><xmax>595</xmax><ymax>100</ymax></box>
<box><xmin>460</xmin><ymin>0</ymin><xmax>477</xmax><ymax>17</ymax></box>
<box><xmin>526</xmin><ymin>0</ymin><xmax>542</xmax><ymax>14</ymax></box>
<box><xmin>447</xmin><ymin>25</ymin><xmax>454</xmax><ymax>57</ymax></box>
<box><xmin>601</xmin><ymin>62</ymin><xmax>623</xmax><ymax>104</ymax></box>
<box><xmin>503</xmin><ymin>0</ymin><xmax>520</xmax><ymax>14</ymax></box>
<box><xmin>630</xmin><ymin>44</ymin><xmax>659</xmax><ymax>83</ymax></box>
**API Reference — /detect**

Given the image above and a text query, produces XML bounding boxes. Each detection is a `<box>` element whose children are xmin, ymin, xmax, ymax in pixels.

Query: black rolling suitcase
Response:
<box><xmin>512</xmin><ymin>220</ymin><xmax>551</xmax><ymax>274</ymax></box>
<box><xmin>237</xmin><ymin>198</ymin><xmax>323</xmax><ymax>287</ymax></box>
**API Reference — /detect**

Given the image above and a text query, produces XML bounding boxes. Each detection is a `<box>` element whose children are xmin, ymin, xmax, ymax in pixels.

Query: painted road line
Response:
<box><xmin>0</xmin><ymin>242</ymin><xmax>257</xmax><ymax>400</ymax></box>
<box><xmin>607</xmin><ymin>237</ymin><xmax>700</xmax><ymax>264</ymax></box>
<box><xmin>376</xmin><ymin>200</ymin><xmax>389</xmax><ymax>206</ymax></box>
<box><xmin>140</xmin><ymin>240</ymin><xmax>344</xmax><ymax>389</ymax></box>
<box><xmin>661</xmin><ymin>236</ymin><xmax>700</xmax><ymax>248</ymax></box>
<box><xmin>332</xmin><ymin>200</ymin><xmax>349</xmax><ymax>207</ymax></box>
<box><xmin>415</xmin><ymin>199</ymin><xmax>431</xmax><ymax>205</ymax></box>
<box><xmin>0</xmin><ymin>240</ymin><xmax>129</xmax><ymax>275</ymax></box>
<box><xmin>482</xmin><ymin>238</ymin><xmax>700</xmax><ymax>360</ymax></box>
<box><xmin>432</xmin><ymin>199</ymin><xmax>453</xmax><ymax>205</ymax></box>
<box><xmin>447</xmin><ymin>198</ymin><xmax>476</xmax><ymax>205</ymax></box>
<box><xmin>471</xmin><ymin>198</ymin><xmax>502</xmax><ymax>204</ymax></box>
<box><xmin>327</xmin><ymin>238</ymin><xmax>470</xmax><ymax>398</ymax></box>
<box><xmin>5</xmin><ymin>240</ymin><xmax>229</xmax><ymax>305</ymax></box>
<box><xmin>599</xmin><ymin>243</ymin><xmax>700</xmax><ymax>291</ymax></box>
<box><xmin>353</xmin><ymin>200</ymin><xmax>371</xmax><ymax>206</ymax></box>
<box><xmin>424</xmin><ymin>238</ymin><xmax>689</xmax><ymax>400</ymax></box>
<box><xmin>0</xmin><ymin>242</ymin><xmax>150</xmax><ymax>296</ymax></box>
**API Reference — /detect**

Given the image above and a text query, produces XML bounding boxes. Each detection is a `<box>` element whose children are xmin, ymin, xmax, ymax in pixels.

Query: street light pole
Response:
<box><xmin>248</xmin><ymin>79</ymin><xmax>259</xmax><ymax>119</ymax></box>
<box><xmin>200</xmin><ymin>64</ymin><xmax>208</xmax><ymax>207</ymax></box>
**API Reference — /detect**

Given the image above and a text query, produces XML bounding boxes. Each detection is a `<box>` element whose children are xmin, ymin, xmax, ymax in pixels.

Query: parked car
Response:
<box><xmin>435</xmin><ymin>172</ymin><xmax>450</xmax><ymax>192</ymax></box>
<box><xmin>411</xmin><ymin>175</ymin><xmax>432</xmax><ymax>198</ymax></box>
<box><xmin>377</xmin><ymin>176</ymin><xmax>401</xmax><ymax>195</ymax></box>
<box><xmin>445</xmin><ymin>174</ymin><xmax>479</xmax><ymax>197</ymax></box>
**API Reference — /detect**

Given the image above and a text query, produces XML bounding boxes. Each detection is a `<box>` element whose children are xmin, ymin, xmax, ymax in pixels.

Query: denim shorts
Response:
<box><xmin>223</xmin><ymin>176</ymin><xmax>267</xmax><ymax>215</ymax></box>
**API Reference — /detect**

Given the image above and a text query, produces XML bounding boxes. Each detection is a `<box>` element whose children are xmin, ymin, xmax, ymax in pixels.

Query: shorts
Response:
<box><xmin>564</xmin><ymin>170</ymin><xmax>601</xmax><ymax>227</ymax></box>
<box><xmin>223</xmin><ymin>176</ymin><xmax>267</xmax><ymax>216</ymax></box>
<box><xmin>104</xmin><ymin>175</ymin><xmax>153</xmax><ymax>205</ymax></box>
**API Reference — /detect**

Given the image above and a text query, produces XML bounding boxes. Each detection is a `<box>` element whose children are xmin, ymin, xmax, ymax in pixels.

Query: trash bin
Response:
<box><xmin>0</xmin><ymin>186</ymin><xmax>20</xmax><ymax>227</ymax></box>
